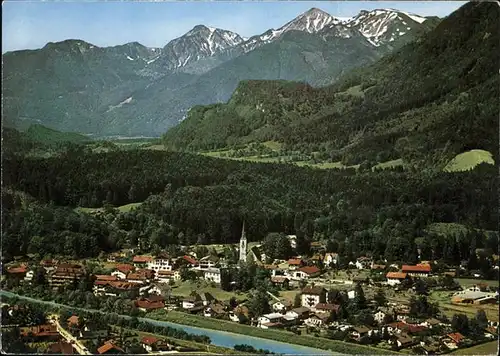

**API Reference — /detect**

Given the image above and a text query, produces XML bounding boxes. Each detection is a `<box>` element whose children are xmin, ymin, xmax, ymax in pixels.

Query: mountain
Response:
<box><xmin>153</xmin><ymin>25</ymin><xmax>245</xmax><ymax>74</ymax></box>
<box><xmin>345</xmin><ymin>8</ymin><xmax>429</xmax><ymax>46</ymax></box>
<box><xmin>236</xmin><ymin>8</ymin><xmax>341</xmax><ymax>53</ymax></box>
<box><xmin>3</xmin><ymin>7</ymin><xmax>438</xmax><ymax>136</ymax></box>
<box><xmin>162</xmin><ymin>1</ymin><xmax>499</xmax><ymax>169</ymax></box>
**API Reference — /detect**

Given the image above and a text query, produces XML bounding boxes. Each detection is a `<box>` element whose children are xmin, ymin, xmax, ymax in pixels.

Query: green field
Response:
<box><xmin>147</xmin><ymin>310</ymin><xmax>401</xmax><ymax>355</ymax></box>
<box><xmin>450</xmin><ymin>341</ymin><xmax>498</xmax><ymax>355</ymax></box>
<box><xmin>444</xmin><ymin>149</ymin><xmax>495</xmax><ymax>172</ymax></box>
<box><xmin>171</xmin><ymin>281</ymin><xmax>248</xmax><ymax>301</ymax></box>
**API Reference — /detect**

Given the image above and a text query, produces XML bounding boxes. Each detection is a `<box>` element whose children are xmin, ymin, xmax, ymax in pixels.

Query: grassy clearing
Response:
<box><xmin>262</xmin><ymin>141</ymin><xmax>282</xmax><ymax>150</ymax></box>
<box><xmin>426</xmin><ymin>222</ymin><xmax>470</xmax><ymax>236</ymax></box>
<box><xmin>449</xmin><ymin>340</ymin><xmax>499</xmax><ymax>355</ymax></box>
<box><xmin>171</xmin><ymin>281</ymin><xmax>248</xmax><ymax>301</ymax></box>
<box><xmin>425</xmin><ymin>291</ymin><xmax>499</xmax><ymax>322</ymax></box>
<box><xmin>444</xmin><ymin>149</ymin><xmax>495</xmax><ymax>172</ymax></box>
<box><xmin>147</xmin><ymin>310</ymin><xmax>400</xmax><ymax>355</ymax></box>
<box><xmin>372</xmin><ymin>158</ymin><xmax>404</xmax><ymax>170</ymax></box>
<box><xmin>455</xmin><ymin>278</ymin><xmax>500</xmax><ymax>288</ymax></box>
<box><xmin>75</xmin><ymin>202</ymin><xmax>142</xmax><ymax>214</ymax></box>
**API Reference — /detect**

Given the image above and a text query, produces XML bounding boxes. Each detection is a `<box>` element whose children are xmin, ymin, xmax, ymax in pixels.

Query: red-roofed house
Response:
<box><xmin>97</xmin><ymin>343</ymin><xmax>124</xmax><ymax>354</ymax></box>
<box><xmin>287</xmin><ymin>258</ymin><xmax>304</xmax><ymax>270</ymax></box>
<box><xmin>112</xmin><ymin>264</ymin><xmax>135</xmax><ymax>279</ymax></box>
<box><xmin>6</xmin><ymin>265</ymin><xmax>28</xmax><ymax>280</ymax></box>
<box><xmin>20</xmin><ymin>324</ymin><xmax>60</xmax><ymax>341</ymax></box>
<box><xmin>95</xmin><ymin>275</ymin><xmax>118</xmax><ymax>282</ymax></box>
<box><xmin>402</xmin><ymin>264</ymin><xmax>431</xmax><ymax>277</ymax></box>
<box><xmin>183</xmin><ymin>255</ymin><xmax>198</xmax><ymax>267</ymax></box>
<box><xmin>141</xmin><ymin>336</ymin><xmax>170</xmax><ymax>352</ymax></box>
<box><xmin>290</xmin><ymin>265</ymin><xmax>322</xmax><ymax>280</ymax></box>
<box><xmin>67</xmin><ymin>315</ymin><xmax>80</xmax><ymax>327</ymax></box>
<box><xmin>386</xmin><ymin>272</ymin><xmax>408</xmax><ymax>286</ymax></box>
<box><xmin>135</xmin><ymin>297</ymin><xmax>165</xmax><ymax>312</ymax></box>
<box><xmin>132</xmin><ymin>256</ymin><xmax>153</xmax><ymax>268</ymax></box>
<box><xmin>315</xmin><ymin>303</ymin><xmax>340</xmax><ymax>314</ymax></box>
<box><xmin>444</xmin><ymin>333</ymin><xmax>465</xmax><ymax>349</ymax></box>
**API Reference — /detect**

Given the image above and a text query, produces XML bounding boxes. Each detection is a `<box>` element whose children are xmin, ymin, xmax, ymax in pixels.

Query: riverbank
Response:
<box><xmin>0</xmin><ymin>291</ymin><xmax>336</xmax><ymax>355</ymax></box>
<box><xmin>146</xmin><ymin>310</ymin><xmax>400</xmax><ymax>355</ymax></box>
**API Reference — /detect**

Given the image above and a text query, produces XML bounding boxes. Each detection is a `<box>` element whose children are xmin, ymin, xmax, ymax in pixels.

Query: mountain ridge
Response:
<box><xmin>3</xmin><ymin>6</ymin><xmax>439</xmax><ymax>136</ymax></box>
<box><xmin>161</xmin><ymin>1</ymin><xmax>499</xmax><ymax>169</ymax></box>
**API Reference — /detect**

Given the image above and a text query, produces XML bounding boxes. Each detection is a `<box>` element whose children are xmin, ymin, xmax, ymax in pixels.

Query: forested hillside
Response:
<box><xmin>163</xmin><ymin>2</ymin><xmax>498</xmax><ymax>168</ymax></box>
<box><xmin>2</xmin><ymin>149</ymin><xmax>497</xmax><ymax>267</ymax></box>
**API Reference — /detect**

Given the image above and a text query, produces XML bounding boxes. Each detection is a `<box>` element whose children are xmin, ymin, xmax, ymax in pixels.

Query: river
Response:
<box><xmin>0</xmin><ymin>291</ymin><xmax>334</xmax><ymax>355</ymax></box>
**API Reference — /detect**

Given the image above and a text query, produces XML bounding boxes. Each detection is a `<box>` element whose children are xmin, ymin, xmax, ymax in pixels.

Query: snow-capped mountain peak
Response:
<box><xmin>280</xmin><ymin>7</ymin><xmax>341</xmax><ymax>33</ymax></box>
<box><xmin>344</xmin><ymin>8</ymin><xmax>428</xmax><ymax>46</ymax></box>
<box><xmin>238</xmin><ymin>7</ymin><xmax>342</xmax><ymax>53</ymax></box>
<box><xmin>161</xmin><ymin>25</ymin><xmax>245</xmax><ymax>68</ymax></box>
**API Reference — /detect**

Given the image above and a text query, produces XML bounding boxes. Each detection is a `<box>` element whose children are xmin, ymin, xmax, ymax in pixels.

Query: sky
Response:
<box><xmin>3</xmin><ymin>1</ymin><xmax>467</xmax><ymax>53</ymax></box>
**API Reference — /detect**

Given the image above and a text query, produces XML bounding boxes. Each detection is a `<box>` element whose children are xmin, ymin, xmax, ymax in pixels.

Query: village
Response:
<box><xmin>2</xmin><ymin>228</ymin><xmax>499</xmax><ymax>355</ymax></box>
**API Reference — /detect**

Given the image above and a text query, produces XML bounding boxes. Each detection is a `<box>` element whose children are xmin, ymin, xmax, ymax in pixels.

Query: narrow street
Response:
<box><xmin>48</xmin><ymin>314</ymin><xmax>91</xmax><ymax>355</ymax></box>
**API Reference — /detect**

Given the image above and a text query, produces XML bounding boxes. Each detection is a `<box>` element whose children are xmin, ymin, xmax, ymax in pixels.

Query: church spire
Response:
<box><xmin>239</xmin><ymin>220</ymin><xmax>247</xmax><ymax>263</ymax></box>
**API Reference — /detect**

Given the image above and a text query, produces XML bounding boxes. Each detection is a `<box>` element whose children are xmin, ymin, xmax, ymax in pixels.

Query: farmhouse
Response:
<box><xmin>386</xmin><ymin>272</ymin><xmax>408</xmax><ymax>286</ymax></box>
<box><xmin>289</xmin><ymin>265</ymin><xmax>321</xmax><ymax>280</ymax></box>
<box><xmin>355</xmin><ymin>257</ymin><xmax>373</xmax><ymax>269</ymax></box>
<box><xmin>402</xmin><ymin>264</ymin><xmax>431</xmax><ymax>277</ymax></box>
<box><xmin>132</xmin><ymin>255</ymin><xmax>153</xmax><ymax>268</ymax></box>
<box><xmin>111</xmin><ymin>264</ymin><xmax>134</xmax><ymax>279</ymax></box>
<box><xmin>135</xmin><ymin>296</ymin><xmax>165</xmax><ymax>311</ymax></box>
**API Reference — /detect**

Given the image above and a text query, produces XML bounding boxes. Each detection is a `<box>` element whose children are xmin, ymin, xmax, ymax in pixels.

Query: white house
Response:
<box><xmin>24</xmin><ymin>270</ymin><xmax>35</xmax><ymax>283</ymax></box>
<box><xmin>301</xmin><ymin>286</ymin><xmax>327</xmax><ymax>310</ymax></box>
<box><xmin>355</xmin><ymin>257</ymin><xmax>373</xmax><ymax>269</ymax></box>
<box><xmin>304</xmin><ymin>314</ymin><xmax>329</xmax><ymax>327</ymax></box>
<box><xmin>324</xmin><ymin>253</ymin><xmax>339</xmax><ymax>267</ymax></box>
<box><xmin>271</xmin><ymin>300</ymin><xmax>290</xmax><ymax>312</ymax></box>
<box><xmin>147</xmin><ymin>254</ymin><xmax>172</xmax><ymax>274</ymax></box>
<box><xmin>386</xmin><ymin>272</ymin><xmax>408</xmax><ymax>286</ymax></box>
<box><xmin>156</xmin><ymin>270</ymin><xmax>180</xmax><ymax>284</ymax></box>
<box><xmin>139</xmin><ymin>285</ymin><xmax>162</xmax><ymax>296</ymax></box>
<box><xmin>182</xmin><ymin>295</ymin><xmax>202</xmax><ymax>310</ymax></box>
<box><xmin>258</xmin><ymin>313</ymin><xmax>284</xmax><ymax>329</ymax></box>
<box><xmin>111</xmin><ymin>271</ymin><xmax>127</xmax><ymax>280</ymax></box>
<box><xmin>374</xmin><ymin>310</ymin><xmax>387</xmax><ymax>324</ymax></box>
<box><xmin>203</xmin><ymin>268</ymin><xmax>222</xmax><ymax>284</ymax></box>
<box><xmin>287</xmin><ymin>266</ymin><xmax>321</xmax><ymax>280</ymax></box>
<box><xmin>347</xmin><ymin>290</ymin><xmax>357</xmax><ymax>300</ymax></box>
<box><xmin>287</xmin><ymin>235</ymin><xmax>297</xmax><ymax>249</ymax></box>
<box><xmin>197</xmin><ymin>256</ymin><xmax>219</xmax><ymax>270</ymax></box>
<box><xmin>401</xmin><ymin>264</ymin><xmax>431</xmax><ymax>277</ymax></box>
<box><xmin>285</xmin><ymin>307</ymin><xmax>310</xmax><ymax>321</ymax></box>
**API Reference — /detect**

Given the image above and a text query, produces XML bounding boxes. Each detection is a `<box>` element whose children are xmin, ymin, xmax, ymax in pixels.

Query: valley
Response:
<box><xmin>1</xmin><ymin>1</ymin><xmax>499</xmax><ymax>355</ymax></box>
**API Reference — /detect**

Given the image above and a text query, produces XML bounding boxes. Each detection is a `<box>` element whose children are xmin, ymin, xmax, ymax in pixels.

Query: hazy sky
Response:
<box><xmin>3</xmin><ymin>1</ymin><xmax>467</xmax><ymax>53</ymax></box>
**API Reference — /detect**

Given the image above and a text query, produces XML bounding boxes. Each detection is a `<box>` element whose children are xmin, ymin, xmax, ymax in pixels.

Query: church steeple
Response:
<box><xmin>239</xmin><ymin>221</ymin><xmax>247</xmax><ymax>263</ymax></box>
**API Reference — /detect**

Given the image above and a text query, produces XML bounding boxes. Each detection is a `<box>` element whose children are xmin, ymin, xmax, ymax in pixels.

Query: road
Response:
<box><xmin>48</xmin><ymin>314</ymin><xmax>91</xmax><ymax>355</ymax></box>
